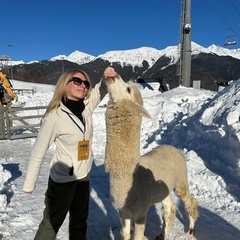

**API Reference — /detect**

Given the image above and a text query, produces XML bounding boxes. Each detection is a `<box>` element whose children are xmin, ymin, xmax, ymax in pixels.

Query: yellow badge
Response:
<box><xmin>78</xmin><ymin>140</ymin><xmax>90</xmax><ymax>160</ymax></box>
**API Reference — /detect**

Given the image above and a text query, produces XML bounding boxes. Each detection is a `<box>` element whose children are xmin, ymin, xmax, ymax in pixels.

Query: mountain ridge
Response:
<box><xmin>10</xmin><ymin>41</ymin><xmax>240</xmax><ymax>67</ymax></box>
<box><xmin>3</xmin><ymin>41</ymin><xmax>240</xmax><ymax>92</ymax></box>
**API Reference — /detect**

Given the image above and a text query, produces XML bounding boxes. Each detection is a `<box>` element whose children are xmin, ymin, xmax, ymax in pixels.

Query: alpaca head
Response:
<box><xmin>106</xmin><ymin>74</ymin><xmax>151</xmax><ymax>118</ymax></box>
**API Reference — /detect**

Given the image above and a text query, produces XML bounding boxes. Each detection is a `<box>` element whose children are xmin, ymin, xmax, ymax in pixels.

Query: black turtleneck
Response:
<box><xmin>62</xmin><ymin>98</ymin><xmax>85</xmax><ymax>125</ymax></box>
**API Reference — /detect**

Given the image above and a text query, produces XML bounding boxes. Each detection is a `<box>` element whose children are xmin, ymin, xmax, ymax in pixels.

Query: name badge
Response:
<box><xmin>78</xmin><ymin>140</ymin><xmax>90</xmax><ymax>160</ymax></box>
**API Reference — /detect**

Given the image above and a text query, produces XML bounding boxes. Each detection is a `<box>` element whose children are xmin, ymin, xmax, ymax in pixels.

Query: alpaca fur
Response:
<box><xmin>105</xmin><ymin>75</ymin><xmax>199</xmax><ymax>240</ymax></box>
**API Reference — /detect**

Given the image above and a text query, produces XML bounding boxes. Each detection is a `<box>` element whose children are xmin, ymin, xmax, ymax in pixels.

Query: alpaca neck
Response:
<box><xmin>109</xmin><ymin>174</ymin><xmax>134</xmax><ymax>209</ymax></box>
<box><xmin>105</xmin><ymin>101</ymin><xmax>142</xmax><ymax>177</ymax></box>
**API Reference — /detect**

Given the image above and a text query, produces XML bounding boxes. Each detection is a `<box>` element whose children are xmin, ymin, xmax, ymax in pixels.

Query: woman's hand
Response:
<box><xmin>104</xmin><ymin>67</ymin><xmax>117</xmax><ymax>79</ymax></box>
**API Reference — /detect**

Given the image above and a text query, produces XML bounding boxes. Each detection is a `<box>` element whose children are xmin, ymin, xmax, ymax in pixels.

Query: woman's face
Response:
<box><xmin>65</xmin><ymin>72</ymin><xmax>89</xmax><ymax>100</ymax></box>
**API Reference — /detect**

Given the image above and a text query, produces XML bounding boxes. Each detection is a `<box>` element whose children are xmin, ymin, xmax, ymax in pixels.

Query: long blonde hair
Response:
<box><xmin>44</xmin><ymin>69</ymin><xmax>92</xmax><ymax>117</ymax></box>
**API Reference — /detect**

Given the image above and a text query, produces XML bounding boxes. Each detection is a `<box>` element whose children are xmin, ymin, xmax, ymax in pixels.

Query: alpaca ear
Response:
<box><xmin>136</xmin><ymin>104</ymin><xmax>151</xmax><ymax>118</ymax></box>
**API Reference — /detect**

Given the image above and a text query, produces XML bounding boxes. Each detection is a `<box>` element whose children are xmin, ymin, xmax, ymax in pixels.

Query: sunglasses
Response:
<box><xmin>68</xmin><ymin>77</ymin><xmax>90</xmax><ymax>89</ymax></box>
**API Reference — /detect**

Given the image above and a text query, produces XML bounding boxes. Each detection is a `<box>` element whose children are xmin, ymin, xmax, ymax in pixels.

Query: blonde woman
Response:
<box><xmin>23</xmin><ymin>67</ymin><xmax>117</xmax><ymax>240</ymax></box>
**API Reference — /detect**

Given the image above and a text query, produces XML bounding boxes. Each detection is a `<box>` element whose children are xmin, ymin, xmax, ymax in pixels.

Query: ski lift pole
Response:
<box><xmin>182</xmin><ymin>0</ymin><xmax>192</xmax><ymax>87</ymax></box>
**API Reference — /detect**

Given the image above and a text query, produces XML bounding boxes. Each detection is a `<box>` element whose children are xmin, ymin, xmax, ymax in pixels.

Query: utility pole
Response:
<box><xmin>8</xmin><ymin>44</ymin><xmax>13</xmax><ymax>80</ymax></box>
<box><xmin>178</xmin><ymin>0</ymin><xmax>192</xmax><ymax>87</ymax></box>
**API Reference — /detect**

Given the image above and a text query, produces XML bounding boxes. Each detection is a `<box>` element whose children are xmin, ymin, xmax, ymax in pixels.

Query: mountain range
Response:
<box><xmin>5</xmin><ymin>42</ymin><xmax>240</xmax><ymax>91</ymax></box>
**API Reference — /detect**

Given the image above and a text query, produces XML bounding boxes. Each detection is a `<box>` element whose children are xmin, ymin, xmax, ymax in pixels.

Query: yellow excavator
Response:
<box><xmin>0</xmin><ymin>70</ymin><xmax>18</xmax><ymax>105</ymax></box>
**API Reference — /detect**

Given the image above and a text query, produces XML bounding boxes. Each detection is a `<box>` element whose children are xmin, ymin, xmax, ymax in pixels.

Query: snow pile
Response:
<box><xmin>0</xmin><ymin>79</ymin><xmax>240</xmax><ymax>240</ymax></box>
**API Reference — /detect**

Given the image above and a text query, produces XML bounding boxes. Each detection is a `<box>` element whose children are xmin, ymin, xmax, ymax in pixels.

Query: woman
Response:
<box><xmin>23</xmin><ymin>67</ymin><xmax>117</xmax><ymax>240</ymax></box>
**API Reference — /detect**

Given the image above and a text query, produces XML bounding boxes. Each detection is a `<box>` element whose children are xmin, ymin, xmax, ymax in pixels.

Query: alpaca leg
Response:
<box><xmin>134</xmin><ymin>216</ymin><xmax>147</xmax><ymax>240</ymax></box>
<box><xmin>119</xmin><ymin>210</ymin><xmax>132</xmax><ymax>240</ymax></box>
<box><xmin>157</xmin><ymin>196</ymin><xmax>176</xmax><ymax>240</ymax></box>
<box><xmin>184</xmin><ymin>195</ymin><xmax>199</xmax><ymax>234</ymax></box>
<box><xmin>175</xmin><ymin>188</ymin><xmax>199</xmax><ymax>234</ymax></box>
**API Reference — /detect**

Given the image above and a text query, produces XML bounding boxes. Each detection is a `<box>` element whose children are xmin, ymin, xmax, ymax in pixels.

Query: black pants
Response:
<box><xmin>34</xmin><ymin>177</ymin><xmax>89</xmax><ymax>240</ymax></box>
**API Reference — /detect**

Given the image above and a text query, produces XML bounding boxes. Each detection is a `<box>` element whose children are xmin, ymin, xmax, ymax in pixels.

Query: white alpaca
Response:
<box><xmin>105</xmin><ymin>75</ymin><xmax>199</xmax><ymax>240</ymax></box>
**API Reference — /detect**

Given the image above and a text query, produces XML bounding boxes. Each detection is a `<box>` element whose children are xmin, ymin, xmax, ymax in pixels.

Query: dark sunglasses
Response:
<box><xmin>68</xmin><ymin>77</ymin><xmax>90</xmax><ymax>89</ymax></box>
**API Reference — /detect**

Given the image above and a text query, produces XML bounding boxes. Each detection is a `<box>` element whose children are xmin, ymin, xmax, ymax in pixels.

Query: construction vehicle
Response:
<box><xmin>0</xmin><ymin>70</ymin><xmax>18</xmax><ymax>105</ymax></box>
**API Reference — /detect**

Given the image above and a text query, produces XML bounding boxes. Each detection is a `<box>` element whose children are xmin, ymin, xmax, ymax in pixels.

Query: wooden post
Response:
<box><xmin>0</xmin><ymin>106</ymin><xmax>8</xmax><ymax>139</ymax></box>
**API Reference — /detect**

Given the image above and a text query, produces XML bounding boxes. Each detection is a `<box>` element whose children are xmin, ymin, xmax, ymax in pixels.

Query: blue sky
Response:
<box><xmin>0</xmin><ymin>0</ymin><xmax>240</xmax><ymax>62</ymax></box>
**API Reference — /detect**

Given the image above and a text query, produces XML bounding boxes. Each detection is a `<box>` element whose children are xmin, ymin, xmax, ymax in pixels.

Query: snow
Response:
<box><xmin>0</xmin><ymin>79</ymin><xmax>240</xmax><ymax>240</ymax></box>
<box><xmin>50</xmin><ymin>50</ymin><xmax>95</xmax><ymax>65</ymax></box>
<box><xmin>49</xmin><ymin>42</ymin><xmax>240</xmax><ymax>68</ymax></box>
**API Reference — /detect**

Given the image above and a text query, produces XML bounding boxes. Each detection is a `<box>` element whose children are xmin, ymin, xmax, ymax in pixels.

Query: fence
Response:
<box><xmin>0</xmin><ymin>105</ymin><xmax>47</xmax><ymax>140</ymax></box>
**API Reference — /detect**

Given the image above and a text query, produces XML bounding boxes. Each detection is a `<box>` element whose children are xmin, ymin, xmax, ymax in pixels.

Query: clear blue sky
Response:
<box><xmin>1</xmin><ymin>0</ymin><xmax>240</xmax><ymax>62</ymax></box>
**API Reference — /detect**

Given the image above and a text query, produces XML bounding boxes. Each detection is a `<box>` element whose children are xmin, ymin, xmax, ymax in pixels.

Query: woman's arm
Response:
<box><xmin>23</xmin><ymin>114</ymin><xmax>58</xmax><ymax>193</ymax></box>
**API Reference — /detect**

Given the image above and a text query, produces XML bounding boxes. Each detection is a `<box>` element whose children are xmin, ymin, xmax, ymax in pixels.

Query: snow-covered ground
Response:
<box><xmin>0</xmin><ymin>79</ymin><xmax>240</xmax><ymax>240</ymax></box>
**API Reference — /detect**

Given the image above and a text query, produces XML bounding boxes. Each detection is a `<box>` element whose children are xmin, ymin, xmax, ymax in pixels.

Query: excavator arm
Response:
<box><xmin>0</xmin><ymin>71</ymin><xmax>18</xmax><ymax>105</ymax></box>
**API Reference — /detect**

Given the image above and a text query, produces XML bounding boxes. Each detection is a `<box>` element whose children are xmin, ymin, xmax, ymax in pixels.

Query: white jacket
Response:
<box><xmin>23</xmin><ymin>81</ymin><xmax>105</xmax><ymax>192</ymax></box>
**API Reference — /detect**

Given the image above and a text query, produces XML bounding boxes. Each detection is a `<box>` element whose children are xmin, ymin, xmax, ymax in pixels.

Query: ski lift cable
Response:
<box><xmin>230</xmin><ymin>0</ymin><xmax>240</xmax><ymax>18</ymax></box>
<box><xmin>204</xmin><ymin>0</ymin><xmax>240</xmax><ymax>39</ymax></box>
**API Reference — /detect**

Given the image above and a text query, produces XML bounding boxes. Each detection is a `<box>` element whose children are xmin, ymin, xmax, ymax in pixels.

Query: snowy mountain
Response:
<box><xmin>97</xmin><ymin>47</ymin><xmax>165</xmax><ymax>68</ymax></box>
<box><xmin>51</xmin><ymin>42</ymin><xmax>240</xmax><ymax>66</ymax></box>
<box><xmin>203</xmin><ymin>43</ymin><xmax>240</xmax><ymax>60</ymax></box>
<box><xmin>95</xmin><ymin>42</ymin><xmax>240</xmax><ymax>69</ymax></box>
<box><xmin>11</xmin><ymin>41</ymin><xmax>240</xmax><ymax>68</ymax></box>
<box><xmin>50</xmin><ymin>50</ymin><xmax>95</xmax><ymax>65</ymax></box>
<box><xmin>48</xmin><ymin>42</ymin><xmax>240</xmax><ymax>68</ymax></box>
<box><xmin>7</xmin><ymin>41</ymin><xmax>240</xmax><ymax>92</ymax></box>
